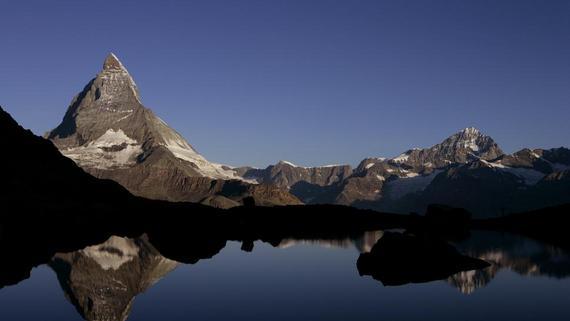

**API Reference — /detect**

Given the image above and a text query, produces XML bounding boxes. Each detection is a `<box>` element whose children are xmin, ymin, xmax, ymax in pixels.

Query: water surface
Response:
<box><xmin>1</xmin><ymin>231</ymin><xmax>569</xmax><ymax>321</ymax></box>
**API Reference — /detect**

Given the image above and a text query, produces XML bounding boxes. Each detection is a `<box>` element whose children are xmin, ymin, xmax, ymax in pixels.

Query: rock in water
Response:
<box><xmin>357</xmin><ymin>232</ymin><xmax>490</xmax><ymax>286</ymax></box>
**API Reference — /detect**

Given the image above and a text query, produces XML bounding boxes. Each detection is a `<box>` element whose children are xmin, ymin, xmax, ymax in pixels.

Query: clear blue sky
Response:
<box><xmin>1</xmin><ymin>0</ymin><xmax>569</xmax><ymax>167</ymax></box>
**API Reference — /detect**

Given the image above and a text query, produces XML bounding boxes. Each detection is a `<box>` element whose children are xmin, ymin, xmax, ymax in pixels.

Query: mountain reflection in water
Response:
<box><xmin>49</xmin><ymin>236</ymin><xmax>178</xmax><ymax>321</ymax></box>
<box><xmin>1</xmin><ymin>230</ymin><xmax>569</xmax><ymax>321</ymax></box>
<box><xmin>448</xmin><ymin>231</ymin><xmax>570</xmax><ymax>294</ymax></box>
<box><xmin>43</xmin><ymin>231</ymin><xmax>382</xmax><ymax>321</ymax></box>
<box><xmin>277</xmin><ymin>230</ymin><xmax>384</xmax><ymax>252</ymax></box>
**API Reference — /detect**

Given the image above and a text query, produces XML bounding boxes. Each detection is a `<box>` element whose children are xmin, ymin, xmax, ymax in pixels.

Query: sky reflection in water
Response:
<box><xmin>0</xmin><ymin>231</ymin><xmax>569</xmax><ymax>321</ymax></box>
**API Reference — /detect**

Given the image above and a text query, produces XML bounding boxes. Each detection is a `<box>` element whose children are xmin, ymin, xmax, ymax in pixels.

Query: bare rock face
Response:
<box><xmin>239</xmin><ymin>161</ymin><xmax>353</xmax><ymax>189</ymax></box>
<box><xmin>199</xmin><ymin>195</ymin><xmax>241</xmax><ymax>209</ymax></box>
<box><xmin>540</xmin><ymin>147</ymin><xmax>570</xmax><ymax>166</ymax></box>
<box><xmin>49</xmin><ymin>236</ymin><xmax>178</xmax><ymax>321</ymax></box>
<box><xmin>236</xmin><ymin>161</ymin><xmax>352</xmax><ymax>203</ymax></box>
<box><xmin>495</xmin><ymin>148</ymin><xmax>553</xmax><ymax>172</ymax></box>
<box><xmin>47</xmin><ymin>54</ymin><xmax>299</xmax><ymax>206</ymax></box>
<box><xmin>103</xmin><ymin>53</ymin><xmax>125</xmax><ymax>70</ymax></box>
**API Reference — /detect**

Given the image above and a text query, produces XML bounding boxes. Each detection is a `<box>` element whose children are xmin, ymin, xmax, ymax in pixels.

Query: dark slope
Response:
<box><xmin>0</xmin><ymin>106</ymin><xmax>136</xmax><ymax>211</ymax></box>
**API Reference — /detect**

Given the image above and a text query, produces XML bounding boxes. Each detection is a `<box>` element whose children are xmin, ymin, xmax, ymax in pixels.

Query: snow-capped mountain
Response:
<box><xmin>48</xmin><ymin>53</ymin><xmax>240</xmax><ymax>180</ymax></box>
<box><xmin>47</xmin><ymin>54</ymin><xmax>300</xmax><ymax>206</ymax></box>
<box><xmin>253</xmin><ymin>128</ymin><xmax>503</xmax><ymax>206</ymax></box>
<box><xmin>376</xmin><ymin>147</ymin><xmax>570</xmax><ymax>217</ymax></box>
<box><xmin>388</xmin><ymin>127</ymin><xmax>504</xmax><ymax>172</ymax></box>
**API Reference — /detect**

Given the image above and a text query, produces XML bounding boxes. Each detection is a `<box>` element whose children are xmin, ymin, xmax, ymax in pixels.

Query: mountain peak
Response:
<box><xmin>278</xmin><ymin>160</ymin><xmax>298</xmax><ymax>167</ymax></box>
<box><xmin>460</xmin><ymin>127</ymin><xmax>481</xmax><ymax>135</ymax></box>
<box><xmin>103</xmin><ymin>53</ymin><xmax>126</xmax><ymax>71</ymax></box>
<box><xmin>445</xmin><ymin>127</ymin><xmax>499</xmax><ymax>154</ymax></box>
<box><xmin>48</xmin><ymin>55</ymin><xmax>244</xmax><ymax>181</ymax></box>
<box><xmin>388</xmin><ymin>127</ymin><xmax>503</xmax><ymax>170</ymax></box>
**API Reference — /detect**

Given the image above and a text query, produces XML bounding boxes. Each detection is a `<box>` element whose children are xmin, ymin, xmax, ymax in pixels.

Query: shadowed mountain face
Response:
<box><xmin>50</xmin><ymin>236</ymin><xmax>178</xmax><ymax>321</ymax></box>
<box><xmin>46</xmin><ymin>55</ymin><xmax>300</xmax><ymax>207</ymax></box>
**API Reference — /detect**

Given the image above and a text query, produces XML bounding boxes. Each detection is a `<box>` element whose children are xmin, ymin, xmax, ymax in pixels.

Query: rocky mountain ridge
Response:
<box><xmin>247</xmin><ymin>126</ymin><xmax>569</xmax><ymax>217</ymax></box>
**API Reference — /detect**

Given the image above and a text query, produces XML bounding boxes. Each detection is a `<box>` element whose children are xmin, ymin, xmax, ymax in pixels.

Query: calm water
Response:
<box><xmin>1</xmin><ymin>231</ymin><xmax>569</xmax><ymax>321</ymax></box>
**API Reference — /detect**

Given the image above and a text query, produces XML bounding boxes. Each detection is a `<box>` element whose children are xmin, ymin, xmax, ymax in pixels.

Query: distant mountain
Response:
<box><xmin>249</xmin><ymin>127</ymin><xmax>569</xmax><ymax>217</ymax></box>
<box><xmin>388</xmin><ymin>127</ymin><xmax>503</xmax><ymax>172</ymax></box>
<box><xmin>47</xmin><ymin>54</ymin><xmax>300</xmax><ymax>207</ymax></box>
<box><xmin>237</xmin><ymin>160</ymin><xmax>352</xmax><ymax>189</ymax></box>
<box><xmin>243</xmin><ymin>128</ymin><xmax>503</xmax><ymax>205</ymax></box>
<box><xmin>386</xmin><ymin>148</ymin><xmax>570</xmax><ymax>216</ymax></box>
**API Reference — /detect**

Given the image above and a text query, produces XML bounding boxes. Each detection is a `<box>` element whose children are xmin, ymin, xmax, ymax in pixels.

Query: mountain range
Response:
<box><xmin>14</xmin><ymin>53</ymin><xmax>570</xmax><ymax>216</ymax></box>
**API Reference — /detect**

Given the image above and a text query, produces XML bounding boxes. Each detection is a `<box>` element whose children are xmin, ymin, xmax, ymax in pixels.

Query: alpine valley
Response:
<box><xmin>46</xmin><ymin>54</ymin><xmax>570</xmax><ymax>217</ymax></box>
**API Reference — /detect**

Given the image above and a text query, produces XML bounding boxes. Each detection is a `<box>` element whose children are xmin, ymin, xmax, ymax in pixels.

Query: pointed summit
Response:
<box><xmin>460</xmin><ymin>127</ymin><xmax>481</xmax><ymax>135</ymax></box>
<box><xmin>48</xmin><ymin>54</ymin><xmax>245</xmax><ymax>181</ymax></box>
<box><xmin>103</xmin><ymin>53</ymin><xmax>125</xmax><ymax>71</ymax></box>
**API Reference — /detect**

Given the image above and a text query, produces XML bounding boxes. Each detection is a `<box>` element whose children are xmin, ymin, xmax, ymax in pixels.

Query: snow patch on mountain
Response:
<box><xmin>278</xmin><ymin>160</ymin><xmax>300</xmax><ymax>167</ymax></box>
<box><xmin>463</xmin><ymin>141</ymin><xmax>479</xmax><ymax>151</ymax></box>
<box><xmin>92</xmin><ymin>129</ymin><xmax>137</xmax><ymax>147</ymax></box>
<box><xmin>483</xmin><ymin>160</ymin><xmax>545</xmax><ymax>185</ymax></box>
<box><xmin>392</xmin><ymin>153</ymin><xmax>410</xmax><ymax>163</ymax></box>
<box><xmin>385</xmin><ymin>170</ymin><xmax>442</xmax><ymax>199</ymax></box>
<box><xmin>61</xmin><ymin>129</ymin><xmax>143</xmax><ymax>169</ymax></box>
<box><xmin>163</xmin><ymin>138</ymin><xmax>244</xmax><ymax>180</ymax></box>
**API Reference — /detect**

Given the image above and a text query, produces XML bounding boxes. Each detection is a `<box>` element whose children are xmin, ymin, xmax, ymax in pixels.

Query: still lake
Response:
<box><xmin>0</xmin><ymin>231</ymin><xmax>569</xmax><ymax>321</ymax></box>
